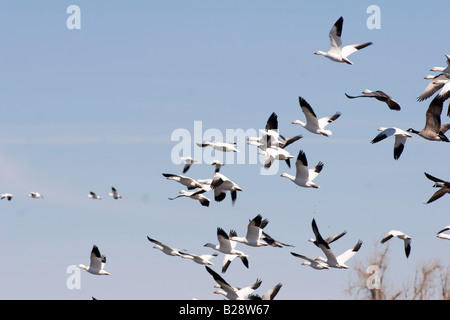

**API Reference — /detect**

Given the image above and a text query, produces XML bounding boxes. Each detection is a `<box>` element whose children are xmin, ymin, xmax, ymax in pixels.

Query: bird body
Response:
<box><xmin>380</xmin><ymin>230</ymin><xmax>411</xmax><ymax>258</ymax></box>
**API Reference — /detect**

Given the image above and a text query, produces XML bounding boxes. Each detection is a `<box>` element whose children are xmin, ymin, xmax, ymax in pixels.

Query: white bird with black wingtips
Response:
<box><xmin>280</xmin><ymin>150</ymin><xmax>323</xmax><ymax>188</ymax></box>
<box><xmin>1</xmin><ymin>193</ymin><xmax>13</xmax><ymax>201</ymax></box>
<box><xmin>314</xmin><ymin>16</ymin><xmax>372</xmax><ymax>65</ymax></box>
<box><xmin>292</xmin><ymin>96</ymin><xmax>341</xmax><ymax>137</ymax></box>
<box><xmin>168</xmin><ymin>188</ymin><xmax>211</xmax><ymax>207</ymax></box>
<box><xmin>370</xmin><ymin>127</ymin><xmax>413</xmax><ymax>160</ymax></box>
<box><xmin>290</xmin><ymin>252</ymin><xmax>329</xmax><ymax>270</ymax></box>
<box><xmin>162</xmin><ymin>173</ymin><xmax>203</xmax><ymax>190</ymax></box>
<box><xmin>380</xmin><ymin>230</ymin><xmax>411</xmax><ymax>258</ymax></box>
<box><xmin>88</xmin><ymin>191</ymin><xmax>102</xmax><ymax>200</ymax></box>
<box><xmin>210</xmin><ymin>172</ymin><xmax>243</xmax><ymax>205</ymax></box>
<box><xmin>108</xmin><ymin>187</ymin><xmax>122</xmax><ymax>199</ymax></box>
<box><xmin>204</xmin><ymin>227</ymin><xmax>249</xmax><ymax>273</ymax></box>
<box><xmin>77</xmin><ymin>245</ymin><xmax>110</xmax><ymax>275</ymax></box>
<box><xmin>230</xmin><ymin>214</ymin><xmax>269</xmax><ymax>247</ymax></box>
<box><xmin>147</xmin><ymin>236</ymin><xmax>184</xmax><ymax>257</ymax></box>
<box><xmin>196</xmin><ymin>141</ymin><xmax>239</xmax><ymax>153</ymax></box>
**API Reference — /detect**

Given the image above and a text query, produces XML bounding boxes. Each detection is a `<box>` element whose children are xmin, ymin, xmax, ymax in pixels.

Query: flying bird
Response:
<box><xmin>180</xmin><ymin>157</ymin><xmax>196</xmax><ymax>174</ymax></box>
<box><xmin>292</xmin><ymin>97</ymin><xmax>341</xmax><ymax>137</ymax></box>
<box><xmin>28</xmin><ymin>192</ymin><xmax>43</xmax><ymax>199</ymax></box>
<box><xmin>205</xmin><ymin>266</ymin><xmax>261</xmax><ymax>300</ymax></box>
<box><xmin>87</xmin><ymin>192</ymin><xmax>102</xmax><ymax>200</ymax></box>
<box><xmin>179</xmin><ymin>252</ymin><xmax>218</xmax><ymax>265</ymax></box>
<box><xmin>210</xmin><ymin>172</ymin><xmax>243</xmax><ymax>205</ymax></box>
<box><xmin>204</xmin><ymin>227</ymin><xmax>249</xmax><ymax>273</ymax></box>
<box><xmin>209</xmin><ymin>160</ymin><xmax>225</xmax><ymax>173</ymax></box>
<box><xmin>168</xmin><ymin>188</ymin><xmax>211</xmax><ymax>207</ymax></box>
<box><xmin>77</xmin><ymin>245</ymin><xmax>110</xmax><ymax>275</ymax></box>
<box><xmin>108</xmin><ymin>187</ymin><xmax>122</xmax><ymax>199</ymax></box>
<box><xmin>280</xmin><ymin>150</ymin><xmax>323</xmax><ymax>188</ymax></box>
<box><xmin>314</xmin><ymin>16</ymin><xmax>372</xmax><ymax>65</ymax></box>
<box><xmin>162</xmin><ymin>173</ymin><xmax>203</xmax><ymax>190</ymax></box>
<box><xmin>0</xmin><ymin>193</ymin><xmax>13</xmax><ymax>201</ymax></box>
<box><xmin>380</xmin><ymin>230</ymin><xmax>411</xmax><ymax>258</ymax></box>
<box><xmin>196</xmin><ymin>141</ymin><xmax>239</xmax><ymax>152</ymax></box>
<box><xmin>308</xmin><ymin>220</ymin><xmax>347</xmax><ymax>247</ymax></box>
<box><xmin>345</xmin><ymin>90</ymin><xmax>401</xmax><ymax>111</ymax></box>
<box><xmin>290</xmin><ymin>252</ymin><xmax>329</xmax><ymax>270</ymax></box>
<box><xmin>147</xmin><ymin>236</ymin><xmax>184</xmax><ymax>257</ymax></box>
<box><xmin>424</xmin><ymin>172</ymin><xmax>450</xmax><ymax>204</ymax></box>
<box><xmin>230</xmin><ymin>214</ymin><xmax>269</xmax><ymax>247</ymax></box>
<box><xmin>261</xmin><ymin>231</ymin><xmax>294</xmax><ymax>248</ymax></box>
<box><xmin>407</xmin><ymin>96</ymin><xmax>450</xmax><ymax>142</ymax></box>
<box><xmin>370</xmin><ymin>127</ymin><xmax>413</xmax><ymax>160</ymax></box>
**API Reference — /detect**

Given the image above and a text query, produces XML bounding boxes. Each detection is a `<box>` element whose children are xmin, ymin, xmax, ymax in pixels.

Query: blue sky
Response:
<box><xmin>1</xmin><ymin>1</ymin><xmax>450</xmax><ymax>300</ymax></box>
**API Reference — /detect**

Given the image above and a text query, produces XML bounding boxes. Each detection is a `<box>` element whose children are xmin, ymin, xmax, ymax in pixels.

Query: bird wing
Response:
<box><xmin>318</xmin><ymin>112</ymin><xmax>341</xmax><ymax>129</ymax></box>
<box><xmin>328</xmin><ymin>16</ymin><xmax>343</xmax><ymax>54</ymax></box>
<box><xmin>205</xmin><ymin>266</ymin><xmax>235</xmax><ymax>295</ymax></box>
<box><xmin>295</xmin><ymin>150</ymin><xmax>310</xmax><ymax>181</ymax></box>
<box><xmin>371</xmin><ymin>127</ymin><xmax>396</xmax><ymax>144</ymax></box>
<box><xmin>336</xmin><ymin>240</ymin><xmax>363</xmax><ymax>265</ymax></box>
<box><xmin>236</xmin><ymin>279</ymin><xmax>262</xmax><ymax>299</ymax></box>
<box><xmin>325</xmin><ymin>231</ymin><xmax>347</xmax><ymax>244</ymax></box>
<box><xmin>426</xmin><ymin>186</ymin><xmax>450</xmax><ymax>204</ymax></box>
<box><xmin>246</xmin><ymin>215</ymin><xmax>263</xmax><ymax>241</ymax></box>
<box><xmin>423</xmin><ymin>96</ymin><xmax>444</xmax><ymax>134</ymax></box>
<box><xmin>217</xmin><ymin>227</ymin><xmax>234</xmax><ymax>251</ymax></box>
<box><xmin>90</xmin><ymin>245</ymin><xmax>105</xmax><ymax>271</ymax></box>
<box><xmin>308</xmin><ymin>162</ymin><xmax>324</xmax><ymax>182</ymax></box>
<box><xmin>298</xmin><ymin>97</ymin><xmax>319</xmax><ymax>127</ymax></box>
<box><xmin>311</xmin><ymin>219</ymin><xmax>339</xmax><ymax>265</ymax></box>
<box><xmin>341</xmin><ymin>42</ymin><xmax>372</xmax><ymax>58</ymax></box>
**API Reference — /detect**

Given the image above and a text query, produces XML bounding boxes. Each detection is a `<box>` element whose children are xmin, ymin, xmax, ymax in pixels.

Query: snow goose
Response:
<box><xmin>248</xmin><ymin>283</ymin><xmax>283</xmax><ymax>300</ymax></box>
<box><xmin>204</xmin><ymin>227</ymin><xmax>249</xmax><ymax>273</ymax></box>
<box><xmin>205</xmin><ymin>266</ymin><xmax>262</xmax><ymax>300</ymax></box>
<box><xmin>230</xmin><ymin>214</ymin><xmax>269</xmax><ymax>247</ymax></box>
<box><xmin>345</xmin><ymin>90</ymin><xmax>401</xmax><ymax>111</ymax></box>
<box><xmin>179</xmin><ymin>252</ymin><xmax>218</xmax><ymax>265</ymax></box>
<box><xmin>290</xmin><ymin>252</ymin><xmax>329</xmax><ymax>270</ymax></box>
<box><xmin>162</xmin><ymin>173</ymin><xmax>203</xmax><ymax>190</ymax></box>
<box><xmin>437</xmin><ymin>226</ymin><xmax>450</xmax><ymax>240</ymax></box>
<box><xmin>280</xmin><ymin>150</ymin><xmax>323</xmax><ymax>188</ymax></box>
<box><xmin>108</xmin><ymin>187</ymin><xmax>122</xmax><ymax>199</ymax></box>
<box><xmin>0</xmin><ymin>193</ymin><xmax>13</xmax><ymax>201</ymax></box>
<box><xmin>88</xmin><ymin>191</ymin><xmax>102</xmax><ymax>200</ymax></box>
<box><xmin>168</xmin><ymin>188</ymin><xmax>211</xmax><ymax>207</ymax></box>
<box><xmin>77</xmin><ymin>245</ymin><xmax>110</xmax><ymax>275</ymax></box>
<box><xmin>196</xmin><ymin>141</ymin><xmax>239</xmax><ymax>152</ymax></box>
<box><xmin>314</xmin><ymin>240</ymin><xmax>363</xmax><ymax>269</ymax></box>
<box><xmin>180</xmin><ymin>157</ymin><xmax>196</xmax><ymax>174</ymax></box>
<box><xmin>407</xmin><ymin>96</ymin><xmax>450</xmax><ymax>142</ymax></box>
<box><xmin>314</xmin><ymin>16</ymin><xmax>372</xmax><ymax>65</ymax></box>
<box><xmin>424</xmin><ymin>172</ymin><xmax>450</xmax><ymax>204</ymax></box>
<box><xmin>261</xmin><ymin>231</ymin><xmax>294</xmax><ymax>248</ymax></box>
<box><xmin>429</xmin><ymin>54</ymin><xmax>450</xmax><ymax>74</ymax></box>
<box><xmin>211</xmin><ymin>172</ymin><xmax>243</xmax><ymax>205</ymax></box>
<box><xmin>28</xmin><ymin>192</ymin><xmax>43</xmax><ymax>199</ymax></box>
<box><xmin>147</xmin><ymin>236</ymin><xmax>183</xmax><ymax>257</ymax></box>
<box><xmin>380</xmin><ymin>230</ymin><xmax>411</xmax><ymax>258</ymax></box>
<box><xmin>209</xmin><ymin>160</ymin><xmax>224</xmax><ymax>173</ymax></box>
<box><xmin>370</xmin><ymin>127</ymin><xmax>413</xmax><ymax>160</ymax></box>
<box><xmin>417</xmin><ymin>73</ymin><xmax>450</xmax><ymax>102</ymax></box>
<box><xmin>292</xmin><ymin>97</ymin><xmax>341</xmax><ymax>137</ymax></box>
<box><xmin>311</xmin><ymin>218</ymin><xmax>362</xmax><ymax>269</ymax></box>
